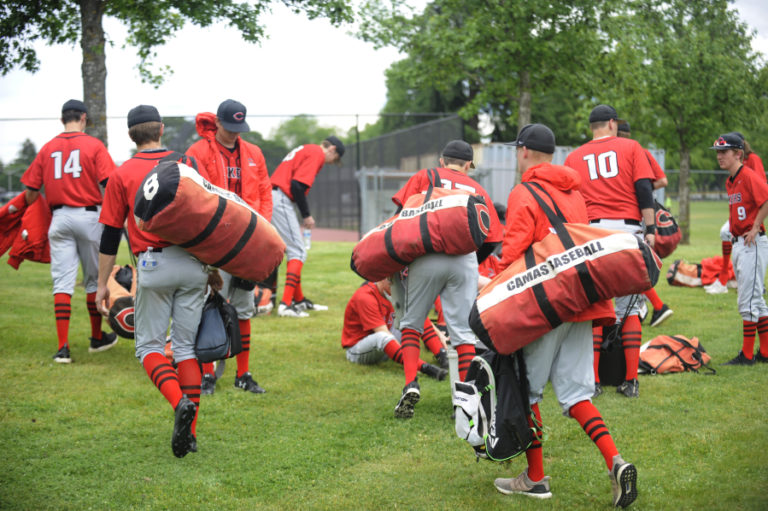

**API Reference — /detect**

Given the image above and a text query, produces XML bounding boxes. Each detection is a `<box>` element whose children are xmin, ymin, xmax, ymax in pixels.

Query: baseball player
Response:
<box><xmin>186</xmin><ymin>99</ymin><xmax>273</xmax><ymax>395</ymax></box>
<box><xmin>564</xmin><ymin>104</ymin><xmax>656</xmax><ymax>399</ymax></box>
<box><xmin>710</xmin><ymin>132</ymin><xmax>768</xmax><ymax>365</ymax></box>
<box><xmin>617</xmin><ymin>121</ymin><xmax>673</xmax><ymax>327</ymax></box>
<box><xmin>389</xmin><ymin>140</ymin><xmax>504</xmax><ymax>419</ymax></box>
<box><xmin>96</xmin><ymin>105</ymin><xmax>214</xmax><ymax>458</ymax></box>
<box><xmin>493</xmin><ymin>123</ymin><xmax>637</xmax><ymax>508</ymax></box>
<box><xmin>21</xmin><ymin>99</ymin><xmax>117</xmax><ymax>363</ymax></box>
<box><xmin>270</xmin><ymin>136</ymin><xmax>345</xmax><ymax>317</ymax></box>
<box><xmin>705</xmin><ymin>132</ymin><xmax>766</xmax><ymax>295</ymax></box>
<box><xmin>342</xmin><ymin>279</ymin><xmax>447</xmax><ymax>381</ymax></box>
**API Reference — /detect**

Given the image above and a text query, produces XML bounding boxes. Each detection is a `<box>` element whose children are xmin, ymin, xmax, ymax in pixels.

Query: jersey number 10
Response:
<box><xmin>51</xmin><ymin>150</ymin><xmax>82</xmax><ymax>179</ymax></box>
<box><xmin>583</xmin><ymin>151</ymin><xmax>619</xmax><ymax>180</ymax></box>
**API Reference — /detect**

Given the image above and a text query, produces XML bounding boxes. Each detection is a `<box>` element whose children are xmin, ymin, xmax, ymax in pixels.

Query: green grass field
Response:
<box><xmin>1</xmin><ymin>201</ymin><xmax>767</xmax><ymax>510</ymax></box>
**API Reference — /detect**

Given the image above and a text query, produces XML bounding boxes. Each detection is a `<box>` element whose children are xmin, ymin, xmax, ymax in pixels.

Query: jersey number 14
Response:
<box><xmin>51</xmin><ymin>150</ymin><xmax>82</xmax><ymax>179</ymax></box>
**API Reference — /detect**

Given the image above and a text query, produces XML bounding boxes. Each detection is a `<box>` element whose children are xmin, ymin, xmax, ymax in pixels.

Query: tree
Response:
<box><xmin>601</xmin><ymin>0</ymin><xmax>761</xmax><ymax>243</ymax></box>
<box><xmin>269</xmin><ymin>115</ymin><xmax>345</xmax><ymax>149</ymax></box>
<box><xmin>2</xmin><ymin>139</ymin><xmax>37</xmax><ymax>192</ymax></box>
<box><xmin>0</xmin><ymin>0</ymin><xmax>352</xmax><ymax>147</ymax></box>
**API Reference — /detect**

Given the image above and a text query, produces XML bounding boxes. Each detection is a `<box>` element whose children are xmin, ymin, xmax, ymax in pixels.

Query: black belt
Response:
<box><xmin>272</xmin><ymin>185</ymin><xmax>279</xmax><ymax>190</ymax></box>
<box><xmin>733</xmin><ymin>232</ymin><xmax>765</xmax><ymax>242</ymax></box>
<box><xmin>142</xmin><ymin>247</ymin><xmax>163</xmax><ymax>253</ymax></box>
<box><xmin>589</xmin><ymin>219</ymin><xmax>640</xmax><ymax>226</ymax></box>
<box><xmin>51</xmin><ymin>205</ymin><xmax>98</xmax><ymax>212</ymax></box>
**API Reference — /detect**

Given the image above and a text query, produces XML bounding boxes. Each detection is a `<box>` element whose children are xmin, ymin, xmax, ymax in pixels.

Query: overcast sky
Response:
<box><xmin>0</xmin><ymin>0</ymin><xmax>766</xmax><ymax>166</ymax></box>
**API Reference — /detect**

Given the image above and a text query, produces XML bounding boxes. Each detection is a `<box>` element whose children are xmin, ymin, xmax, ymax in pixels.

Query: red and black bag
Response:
<box><xmin>653</xmin><ymin>200</ymin><xmax>681</xmax><ymax>258</ymax></box>
<box><xmin>470</xmin><ymin>183</ymin><xmax>661</xmax><ymax>355</ymax></box>
<box><xmin>350</xmin><ymin>168</ymin><xmax>490</xmax><ymax>281</ymax></box>
<box><xmin>107</xmin><ymin>264</ymin><xmax>136</xmax><ymax>339</ymax></box>
<box><xmin>134</xmin><ymin>160</ymin><xmax>285</xmax><ymax>282</ymax></box>
<box><xmin>666</xmin><ymin>259</ymin><xmax>702</xmax><ymax>287</ymax></box>
<box><xmin>639</xmin><ymin>335</ymin><xmax>715</xmax><ymax>375</ymax></box>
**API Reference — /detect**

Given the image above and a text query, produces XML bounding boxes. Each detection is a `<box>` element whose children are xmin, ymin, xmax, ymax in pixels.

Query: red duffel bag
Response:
<box><xmin>653</xmin><ymin>200</ymin><xmax>681</xmax><ymax>258</ymax></box>
<box><xmin>134</xmin><ymin>160</ymin><xmax>285</xmax><ymax>282</ymax></box>
<box><xmin>470</xmin><ymin>183</ymin><xmax>661</xmax><ymax>355</ymax></box>
<box><xmin>351</xmin><ymin>168</ymin><xmax>491</xmax><ymax>281</ymax></box>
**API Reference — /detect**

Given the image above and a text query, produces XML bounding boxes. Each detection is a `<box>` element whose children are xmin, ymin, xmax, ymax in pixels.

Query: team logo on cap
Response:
<box><xmin>233</xmin><ymin>111</ymin><xmax>245</xmax><ymax>121</ymax></box>
<box><xmin>714</xmin><ymin>136</ymin><xmax>728</xmax><ymax>147</ymax></box>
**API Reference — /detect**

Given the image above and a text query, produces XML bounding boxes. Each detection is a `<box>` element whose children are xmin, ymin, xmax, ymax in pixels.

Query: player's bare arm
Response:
<box><xmin>745</xmin><ymin>200</ymin><xmax>768</xmax><ymax>246</ymax></box>
<box><xmin>302</xmin><ymin>215</ymin><xmax>315</xmax><ymax>229</ymax></box>
<box><xmin>95</xmin><ymin>252</ymin><xmax>117</xmax><ymax>316</ymax></box>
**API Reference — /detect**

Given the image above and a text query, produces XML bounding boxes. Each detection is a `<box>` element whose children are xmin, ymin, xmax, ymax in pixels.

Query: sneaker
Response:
<box><xmin>293</xmin><ymin>298</ymin><xmax>328</xmax><ymax>311</ymax></box>
<box><xmin>53</xmin><ymin>345</ymin><xmax>72</xmax><ymax>364</ymax></box>
<box><xmin>704</xmin><ymin>280</ymin><xmax>728</xmax><ymax>294</ymax></box>
<box><xmin>171</xmin><ymin>397</ymin><xmax>197</xmax><ymax>458</ymax></box>
<box><xmin>494</xmin><ymin>468</ymin><xmax>552</xmax><ymax>499</ymax></box>
<box><xmin>610</xmin><ymin>454</ymin><xmax>638</xmax><ymax>508</ymax></box>
<box><xmin>394</xmin><ymin>379</ymin><xmax>420</xmax><ymax>419</ymax></box>
<box><xmin>277</xmin><ymin>303</ymin><xmax>309</xmax><ymax>318</ymax></box>
<box><xmin>722</xmin><ymin>350</ymin><xmax>755</xmax><ymax>366</ymax></box>
<box><xmin>616</xmin><ymin>379</ymin><xmax>639</xmax><ymax>398</ymax></box>
<box><xmin>435</xmin><ymin>348</ymin><xmax>449</xmax><ymax>369</ymax></box>
<box><xmin>638</xmin><ymin>300</ymin><xmax>648</xmax><ymax>324</ymax></box>
<box><xmin>256</xmin><ymin>301</ymin><xmax>274</xmax><ymax>316</ymax></box>
<box><xmin>89</xmin><ymin>331</ymin><xmax>118</xmax><ymax>353</ymax></box>
<box><xmin>201</xmin><ymin>373</ymin><xmax>216</xmax><ymax>395</ymax></box>
<box><xmin>420</xmin><ymin>362</ymin><xmax>448</xmax><ymax>381</ymax></box>
<box><xmin>234</xmin><ymin>372</ymin><xmax>266</xmax><ymax>394</ymax></box>
<box><xmin>754</xmin><ymin>352</ymin><xmax>768</xmax><ymax>363</ymax></box>
<box><xmin>594</xmin><ymin>382</ymin><xmax>603</xmax><ymax>398</ymax></box>
<box><xmin>649</xmin><ymin>304</ymin><xmax>673</xmax><ymax>327</ymax></box>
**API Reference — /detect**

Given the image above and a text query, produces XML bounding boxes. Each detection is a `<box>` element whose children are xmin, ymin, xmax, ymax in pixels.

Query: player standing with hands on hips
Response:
<box><xmin>710</xmin><ymin>133</ymin><xmax>768</xmax><ymax>365</ymax></box>
<box><xmin>565</xmin><ymin>104</ymin><xmax>656</xmax><ymax>399</ymax></box>
<box><xmin>270</xmin><ymin>136</ymin><xmax>345</xmax><ymax>317</ymax></box>
<box><xmin>21</xmin><ymin>99</ymin><xmax>117</xmax><ymax>363</ymax></box>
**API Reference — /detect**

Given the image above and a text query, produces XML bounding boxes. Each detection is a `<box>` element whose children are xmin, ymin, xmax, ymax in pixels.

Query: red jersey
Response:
<box><xmin>746</xmin><ymin>153</ymin><xmax>765</xmax><ymax>178</ymax></box>
<box><xmin>214</xmin><ymin>141</ymin><xmax>242</xmax><ymax>196</ymax></box>
<box><xmin>478</xmin><ymin>253</ymin><xmax>502</xmax><ymax>278</ymax></box>
<box><xmin>564</xmin><ymin>136</ymin><xmax>654</xmax><ymax>221</ymax></box>
<box><xmin>341</xmin><ymin>282</ymin><xmax>395</xmax><ymax>348</ymax></box>
<box><xmin>21</xmin><ymin>132</ymin><xmax>115</xmax><ymax>207</ymax></box>
<box><xmin>391</xmin><ymin>167</ymin><xmax>504</xmax><ymax>243</ymax></box>
<box><xmin>270</xmin><ymin>144</ymin><xmax>326</xmax><ymax>200</ymax></box>
<box><xmin>726</xmin><ymin>165</ymin><xmax>768</xmax><ymax>237</ymax></box>
<box><xmin>99</xmin><ymin>150</ymin><xmax>182</xmax><ymax>255</ymax></box>
<box><xmin>645</xmin><ymin>149</ymin><xmax>666</xmax><ymax>181</ymax></box>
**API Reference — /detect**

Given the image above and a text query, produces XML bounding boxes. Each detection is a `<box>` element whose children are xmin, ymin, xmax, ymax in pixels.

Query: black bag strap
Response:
<box><xmin>424</xmin><ymin>168</ymin><xmax>441</xmax><ymax>202</ymax></box>
<box><xmin>160</xmin><ymin>151</ymin><xmax>199</xmax><ymax>172</ymax></box>
<box><xmin>669</xmin><ymin>335</ymin><xmax>716</xmax><ymax>374</ymax></box>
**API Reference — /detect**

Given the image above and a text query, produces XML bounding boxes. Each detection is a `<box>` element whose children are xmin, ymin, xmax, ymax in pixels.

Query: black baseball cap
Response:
<box><xmin>216</xmin><ymin>99</ymin><xmax>250</xmax><ymax>133</ymax></box>
<box><xmin>710</xmin><ymin>132</ymin><xmax>744</xmax><ymax>151</ymax></box>
<box><xmin>507</xmin><ymin>123</ymin><xmax>556</xmax><ymax>154</ymax></box>
<box><xmin>618</xmin><ymin>121</ymin><xmax>631</xmax><ymax>133</ymax></box>
<box><xmin>589</xmin><ymin>104</ymin><xmax>621</xmax><ymax>123</ymax></box>
<box><xmin>442</xmin><ymin>140</ymin><xmax>475</xmax><ymax>168</ymax></box>
<box><xmin>324</xmin><ymin>135</ymin><xmax>345</xmax><ymax>158</ymax></box>
<box><xmin>127</xmin><ymin>105</ymin><xmax>161</xmax><ymax>128</ymax></box>
<box><xmin>62</xmin><ymin>99</ymin><xmax>88</xmax><ymax>114</ymax></box>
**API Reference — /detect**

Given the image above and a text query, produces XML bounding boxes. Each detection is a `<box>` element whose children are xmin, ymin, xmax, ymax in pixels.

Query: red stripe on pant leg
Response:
<box><xmin>400</xmin><ymin>328</ymin><xmax>421</xmax><ymax>384</ymax></box>
<box><xmin>143</xmin><ymin>352</ymin><xmax>182</xmax><ymax>409</ymax></box>
<box><xmin>86</xmin><ymin>292</ymin><xmax>102</xmax><ymax>339</ymax></box>
<box><xmin>455</xmin><ymin>343</ymin><xmax>476</xmax><ymax>382</ymax></box>
<box><xmin>177</xmin><ymin>359</ymin><xmax>201</xmax><ymax>435</ymax></box>
<box><xmin>54</xmin><ymin>293</ymin><xmax>71</xmax><ymax>350</ymax></box>
<box><xmin>621</xmin><ymin>316</ymin><xmax>642</xmax><ymax>380</ymax></box>
<box><xmin>570</xmin><ymin>400</ymin><xmax>618</xmax><ymax>470</ymax></box>
<box><xmin>743</xmin><ymin>320</ymin><xmax>757</xmax><ymax>359</ymax></box>
<box><xmin>236</xmin><ymin>319</ymin><xmax>250</xmax><ymax>377</ymax></box>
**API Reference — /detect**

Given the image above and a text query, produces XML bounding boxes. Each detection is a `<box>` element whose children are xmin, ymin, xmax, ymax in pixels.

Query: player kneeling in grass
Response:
<box><xmin>342</xmin><ymin>279</ymin><xmax>448</xmax><ymax>384</ymax></box>
<box><xmin>493</xmin><ymin>124</ymin><xmax>637</xmax><ymax>507</ymax></box>
<box><xmin>710</xmin><ymin>132</ymin><xmax>768</xmax><ymax>365</ymax></box>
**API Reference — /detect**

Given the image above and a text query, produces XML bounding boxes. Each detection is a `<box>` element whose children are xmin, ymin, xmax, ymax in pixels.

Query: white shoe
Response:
<box><xmin>704</xmin><ymin>280</ymin><xmax>728</xmax><ymax>294</ymax></box>
<box><xmin>256</xmin><ymin>301</ymin><xmax>274</xmax><ymax>316</ymax></box>
<box><xmin>293</xmin><ymin>298</ymin><xmax>328</xmax><ymax>311</ymax></box>
<box><xmin>277</xmin><ymin>303</ymin><xmax>308</xmax><ymax>318</ymax></box>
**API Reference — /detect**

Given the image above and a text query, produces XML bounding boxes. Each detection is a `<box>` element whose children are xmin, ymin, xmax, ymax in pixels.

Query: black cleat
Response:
<box><xmin>89</xmin><ymin>331</ymin><xmax>118</xmax><ymax>353</ymax></box>
<box><xmin>201</xmin><ymin>373</ymin><xmax>216</xmax><ymax>395</ymax></box>
<box><xmin>53</xmin><ymin>345</ymin><xmax>72</xmax><ymax>364</ymax></box>
<box><xmin>172</xmin><ymin>397</ymin><xmax>197</xmax><ymax>458</ymax></box>
<box><xmin>234</xmin><ymin>372</ymin><xmax>266</xmax><ymax>394</ymax></box>
<box><xmin>722</xmin><ymin>351</ymin><xmax>755</xmax><ymax>366</ymax></box>
<box><xmin>649</xmin><ymin>304</ymin><xmax>673</xmax><ymax>327</ymax></box>
<box><xmin>435</xmin><ymin>348</ymin><xmax>449</xmax><ymax>369</ymax></box>
<box><xmin>420</xmin><ymin>362</ymin><xmax>448</xmax><ymax>381</ymax></box>
<box><xmin>616</xmin><ymin>379</ymin><xmax>639</xmax><ymax>398</ymax></box>
<box><xmin>394</xmin><ymin>379</ymin><xmax>420</xmax><ymax>419</ymax></box>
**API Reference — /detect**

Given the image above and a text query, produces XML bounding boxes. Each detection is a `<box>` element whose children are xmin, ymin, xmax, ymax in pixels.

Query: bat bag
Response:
<box><xmin>653</xmin><ymin>200</ymin><xmax>681</xmax><ymax>259</ymax></box>
<box><xmin>470</xmin><ymin>182</ymin><xmax>661</xmax><ymax>355</ymax></box>
<box><xmin>351</xmin><ymin>168</ymin><xmax>490</xmax><ymax>281</ymax></box>
<box><xmin>134</xmin><ymin>160</ymin><xmax>285</xmax><ymax>282</ymax></box>
<box><xmin>195</xmin><ymin>291</ymin><xmax>242</xmax><ymax>363</ymax></box>
<box><xmin>107</xmin><ymin>264</ymin><xmax>136</xmax><ymax>339</ymax></box>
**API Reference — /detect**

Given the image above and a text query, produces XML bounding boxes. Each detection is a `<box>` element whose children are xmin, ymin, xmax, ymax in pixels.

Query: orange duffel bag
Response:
<box><xmin>351</xmin><ymin>168</ymin><xmax>491</xmax><ymax>281</ymax></box>
<box><xmin>639</xmin><ymin>335</ymin><xmax>715</xmax><ymax>374</ymax></box>
<box><xmin>470</xmin><ymin>183</ymin><xmax>661</xmax><ymax>355</ymax></box>
<box><xmin>134</xmin><ymin>160</ymin><xmax>285</xmax><ymax>282</ymax></box>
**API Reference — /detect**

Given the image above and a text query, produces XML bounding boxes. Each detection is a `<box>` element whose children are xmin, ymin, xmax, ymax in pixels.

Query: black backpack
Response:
<box><xmin>195</xmin><ymin>292</ymin><xmax>242</xmax><ymax>363</ymax></box>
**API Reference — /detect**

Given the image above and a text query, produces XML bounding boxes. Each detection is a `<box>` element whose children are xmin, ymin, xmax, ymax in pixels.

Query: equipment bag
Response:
<box><xmin>653</xmin><ymin>200</ymin><xmax>681</xmax><ymax>259</ymax></box>
<box><xmin>666</xmin><ymin>259</ymin><xmax>702</xmax><ymax>287</ymax></box>
<box><xmin>195</xmin><ymin>292</ymin><xmax>242</xmax><ymax>363</ymax></box>
<box><xmin>106</xmin><ymin>264</ymin><xmax>137</xmax><ymax>339</ymax></box>
<box><xmin>597</xmin><ymin>323</ymin><xmax>627</xmax><ymax>386</ymax></box>
<box><xmin>350</xmin><ymin>168</ymin><xmax>491</xmax><ymax>282</ymax></box>
<box><xmin>134</xmin><ymin>160</ymin><xmax>285</xmax><ymax>282</ymax></box>
<box><xmin>454</xmin><ymin>350</ymin><xmax>535</xmax><ymax>461</ymax></box>
<box><xmin>639</xmin><ymin>335</ymin><xmax>715</xmax><ymax>375</ymax></box>
<box><xmin>470</xmin><ymin>183</ymin><xmax>661</xmax><ymax>355</ymax></box>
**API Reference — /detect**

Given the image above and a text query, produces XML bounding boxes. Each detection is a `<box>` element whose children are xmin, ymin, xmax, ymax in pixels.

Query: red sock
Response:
<box><xmin>742</xmin><ymin>320</ymin><xmax>757</xmax><ymax>359</ymax></box>
<box><xmin>621</xmin><ymin>315</ymin><xmax>642</xmax><ymax>380</ymax></box>
<box><xmin>236</xmin><ymin>319</ymin><xmax>250</xmax><ymax>377</ymax></box>
<box><xmin>177</xmin><ymin>359</ymin><xmax>201</xmax><ymax>435</ymax></box>
<box><xmin>400</xmin><ymin>328</ymin><xmax>421</xmax><ymax>384</ymax></box>
<box><xmin>86</xmin><ymin>292</ymin><xmax>102</xmax><ymax>339</ymax></box>
<box><xmin>455</xmin><ymin>343</ymin><xmax>476</xmax><ymax>381</ymax></box>
<box><xmin>54</xmin><ymin>293</ymin><xmax>71</xmax><ymax>350</ymax></box>
<box><xmin>142</xmin><ymin>352</ymin><xmax>182</xmax><ymax>409</ymax></box>
<box><xmin>525</xmin><ymin>403</ymin><xmax>545</xmax><ymax>481</ymax></box>
<box><xmin>719</xmin><ymin>242</ymin><xmax>732</xmax><ymax>285</ymax></box>
<box><xmin>569</xmin><ymin>400</ymin><xmax>619</xmax><ymax>470</ymax></box>
<box><xmin>758</xmin><ymin>317</ymin><xmax>768</xmax><ymax>357</ymax></box>
<box><xmin>592</xmin><ymin>327</ymin><xmax>602</xmax><ymax>383</ymax></box>
<box><xmin>384</xmin><ymin>339</ymin><xmax>403</xmax><ymax>364</ymax></box>
<box><xmin>280</xmin><ymin>259</ymin><xmax>303</xmax><ymax>306</ymax></box>
<box><xmin>644</xmin><ymin>288</ymin><xmax>664</xmax><ymax>311</ymax></box>
<box><xmin>201</xmin><ymin>362</ymin><xmax>215</xmax><ymax>376</ymax></box>
<box><xmin>420</xmin><ymin>320</ymin><xmax>443</xmax><ymax>356</ymax></box>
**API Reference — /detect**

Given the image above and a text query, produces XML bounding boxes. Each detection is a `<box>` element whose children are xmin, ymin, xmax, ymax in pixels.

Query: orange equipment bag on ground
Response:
<box><xmin>351</xmin><ymin>168</ymin><xmax>490</xmax><ymax>282</ymax></box>
<box><xmin>639</xmin><ymin>335</ymin><xmax>715</xmax><ymax>375</ymax></box>
<box><xmin>666</xmin><ymin>257</ymin><xmax>735</xmax><ymax>287</ymax></box>
<box><xmin>653</xmin><ymin>200</ymin><xmax>681</xmax><ymax>259</ymax></box>
<box><xmin>133</xmin><ymin>160</ymin><xmax>285</xmax><ymax>282</ymax></box>
<box><xmin>470</xmin><ymin>183</ymin><xmax>661</xmax><ymax>355</ymax></box>
<box><xmin>107</xmin><ymin>264</ymin><xmax>136</xmax><ymax>339</ymax></box>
